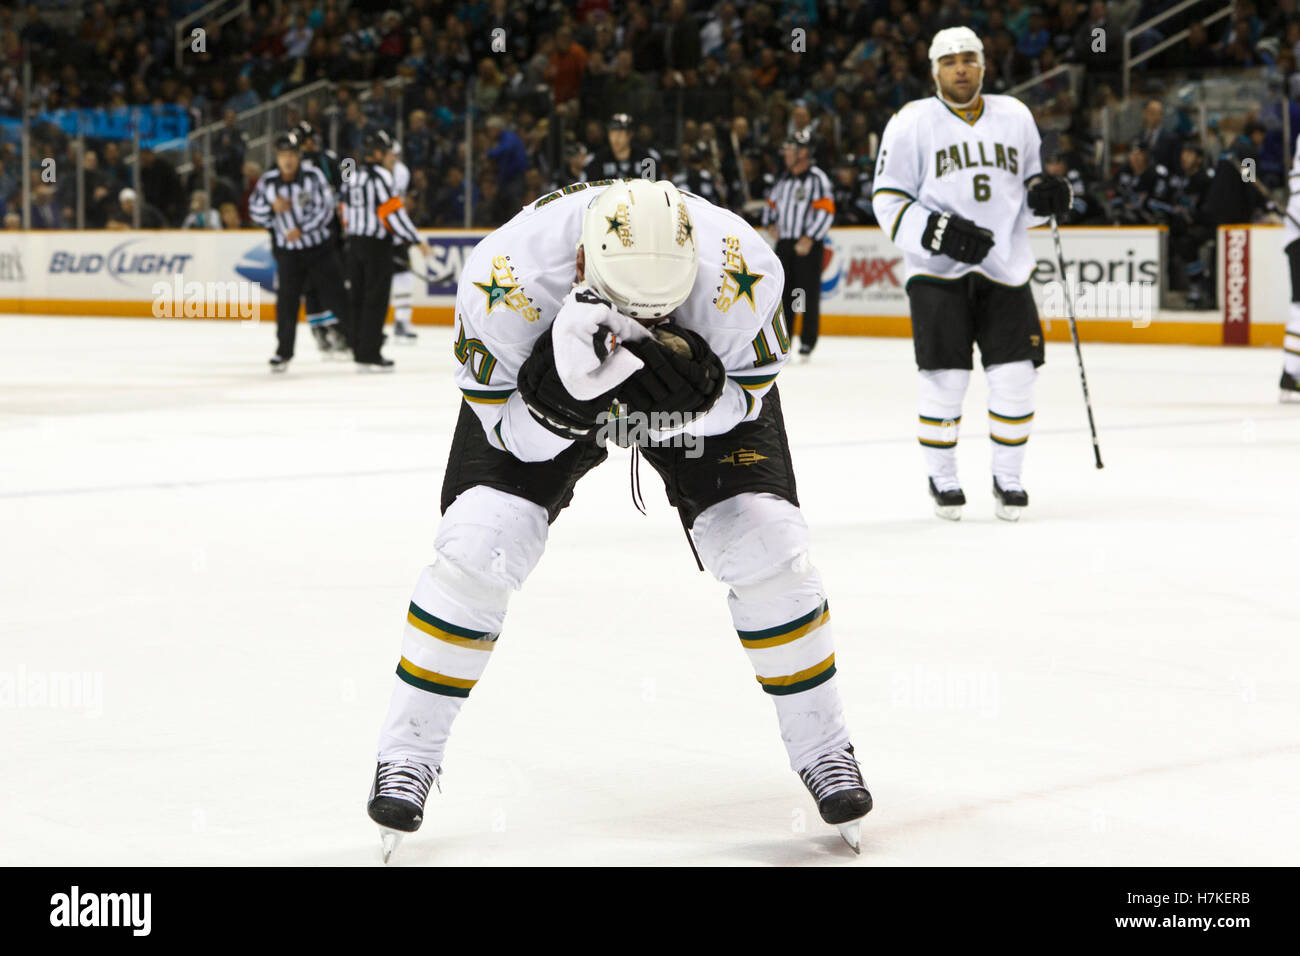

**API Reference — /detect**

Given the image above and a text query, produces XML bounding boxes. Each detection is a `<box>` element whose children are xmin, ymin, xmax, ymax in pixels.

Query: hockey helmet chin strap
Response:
<box><xmin>934</xmin><ymin>61</ymin><xmax>983</xmax><ymax>111</ymax></box>
<box><xmin>929</xmin><ymin>26</ymin><xmax>985</xmax><ymax>112</ymax></box>
<box><xmin>938</xmin><ymin>80</ymin><xmax>983</xmax><ymax>112</ymax></box>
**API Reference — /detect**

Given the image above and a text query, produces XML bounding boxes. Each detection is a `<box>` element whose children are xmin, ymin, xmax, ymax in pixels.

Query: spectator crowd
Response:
<box><xmin>1</xmin><ymin>0</ymin><xmax>1295</xmax><ymax>256</ymax></box>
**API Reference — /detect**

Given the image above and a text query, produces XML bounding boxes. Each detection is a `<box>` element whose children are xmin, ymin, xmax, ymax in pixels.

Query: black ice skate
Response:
<box><xmin>1281</xmin><ymin>370</ymin><xmax>1300</xmax><ymax>404</ymax></box>
<box><xmin>928</xmin><ymin>476</ymin><xmax>965</xmax><ymax>520</ymax></box>
<box><xmin>311</xmin><ymin>325</ymin><xmax>333</xmax><ymax>354</ymax></box>
<box><xmin>269</xmin><ymin>355</ymin><xmax>290</xmax><ymax>373</ymax></box>
<box><xmin>394</xmin><ymin>321</ymin><xmax>418</xmax><ymax>343</ymax></box>
<box><xmin>356</xmin><ymin>356</ymin><xmax>396</xmax><ymax>373</ymax></box>
<box><xmin>798</xmin><ymin>746</ymin><xmax>873</xmax><ymax>854</ymax></box>
<box><xmin>326</xmin><ymin>325</ymin><xmax>351</xmax><ymax>359</ymax></box>
<box><xmin>367</xmin><ymin>758</ymin><xmax>440</xmax><ymax>863</ymax></box>
<box><xmin>993</xmin><ymin>476</ymin><xmax>1029</xmax><ymax>522</ymax></box>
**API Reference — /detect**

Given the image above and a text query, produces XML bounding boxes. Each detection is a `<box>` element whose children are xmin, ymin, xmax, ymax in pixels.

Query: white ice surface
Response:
<box><xmin>1</xmin><ymin>316</ymin><xmax>1297</xmax><ymax>866</ymax></box>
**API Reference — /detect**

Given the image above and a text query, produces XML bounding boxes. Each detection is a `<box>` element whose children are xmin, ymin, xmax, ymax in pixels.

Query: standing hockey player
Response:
<box><xmin>1281</xmin><ymin>131</ymin><xmax>1300</xmax><ymax>402</ymax></box>
<box><xmin>383</xmin><ymin>140</ymin><xmax>419</xmax><ymax>343</ymax></box>
<box><xmin>366</xmin><ymin>178</ymin><xmax>871</xmax><ymax>859</ymax></box>
<box><xmin>871</xmin><ymin>27</ymin><xmax>1071</xmax><ymax>520</ymax></box>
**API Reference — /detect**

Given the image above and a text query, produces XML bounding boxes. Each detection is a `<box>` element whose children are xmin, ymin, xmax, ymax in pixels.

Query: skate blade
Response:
<box><xmin>378</xmin><ymin>827</ymin><xmax>404</xmax><ymax>863</ymax></box>
<box><xmin>934</xmin><ymin>504</ymin><xmax>962</xmax><ymax>521</ymax></box>
<box><xmin>836</xmin><ymin>821</ymin><xmax>862</xmax><ymax>855</ymax></box>
<box><xmin>1280</xmin><ymin>390</ymin><xmax>1300</xmax><ymax>404</ymax></box>
<box><xmin>994</xmin><ymin>502</ymin><xmax>1022</xmax><ymax>522</ymax></box>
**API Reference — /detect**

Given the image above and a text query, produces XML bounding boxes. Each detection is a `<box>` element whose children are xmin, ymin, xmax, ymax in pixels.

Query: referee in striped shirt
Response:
<box><xmin>765</xmin><ymin>128</ymin><xmax>835</xmax><ymax>358</ymax></box>
<box><xmin>341</xmin><ymin>129</ymin><xmax>430</xmax><ymax>372</ymax></box>
<box><xmin>248</xmin><ymin>130</ymin><xmax>351</xmax><ymax>371</ymax></box>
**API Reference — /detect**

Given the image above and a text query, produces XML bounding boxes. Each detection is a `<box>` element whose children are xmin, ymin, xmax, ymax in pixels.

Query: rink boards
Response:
<box><xmin>0</xmin><ymin>223</ymin><xmax>1286</xmax><ymax>346</ymax></box>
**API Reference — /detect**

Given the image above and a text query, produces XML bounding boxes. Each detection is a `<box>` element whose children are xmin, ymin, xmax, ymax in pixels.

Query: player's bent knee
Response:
<box><xmin>919</xmin><ymin>368</ymin><xmax>971</xmax><ymax>406</ymax></box>
<box><xmin>693</xmin><ymin>493</ymin><xmax>816</xmax><ymax>600</ymax></box>
<box><xmin>428</xmin><ymin>487</ymin><xmax>550</xmax><ymax>610</ymax></box>
<box><xmin>985</xmin><ymin>360</ymin><xmax>1036</xmax><ymax>402</ymax></box>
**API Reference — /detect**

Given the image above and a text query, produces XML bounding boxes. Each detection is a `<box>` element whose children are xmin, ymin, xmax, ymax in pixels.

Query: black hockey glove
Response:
<box><xmin>921</xmin><ymin>210</ymin><xmax>995</xmax><ymax>264</ymax></box>
<box><xmin>517</xmin><ymin>327</ymin><xmax>617</xmax><ymax>440</ymax></box>
<box><xmin>617</xmin><ymin>324</ymin><xmax>726</xmax><ymax>417</ymax></box>
<box><xmin>1027</xmin><ymin>174</ymin><xmax>1073</xmax><ymax>218</ymax></box>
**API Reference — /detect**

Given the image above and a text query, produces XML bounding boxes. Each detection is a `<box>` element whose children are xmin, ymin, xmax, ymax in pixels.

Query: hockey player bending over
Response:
<box><xmin>366</xmin><ymin>179</ymin><xmax>871</xmax><ymax>859</ymax></box>
<box><xmin>872</xmin><ymin>27</ymin><xmax>1072</xmax><ymax>521</ymax></box>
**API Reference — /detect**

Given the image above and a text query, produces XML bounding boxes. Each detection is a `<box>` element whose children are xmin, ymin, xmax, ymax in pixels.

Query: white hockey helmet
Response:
<box><xmin>580</xmin><ymin>179</ymin><xmax>699</xmax><ymax>320</ymax></box>
<box><xmin>928</xmin><ymin>26</ymin><xmax>985</xmax><ymax>82</ymax></box>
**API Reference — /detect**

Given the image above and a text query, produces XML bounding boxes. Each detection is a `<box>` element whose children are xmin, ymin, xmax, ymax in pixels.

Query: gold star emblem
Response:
<box><xmin>724</xmin><ymin>257</ymin><xmax>763</xmax><ymax>309</ymax></box>
<box><xmin>474</xmin><ymin>276</ymin><xmax>518</xmax><ymax>311</ymax></box>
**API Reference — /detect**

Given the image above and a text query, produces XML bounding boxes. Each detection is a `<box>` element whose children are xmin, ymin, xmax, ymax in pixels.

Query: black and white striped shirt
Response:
<box><xmin>340</xmin><ymin>162</ymin><xmax>421</xmax><ymax>244</ymax></box>
<box><xmin>248</xmin><ymin>165</ymin><xmax>336</xmax><ymax>251</ymax></box>
<box><xmin>765</xmin><ymin>166</ymin><xmax>836</xmax><ymax>241</ymax></box>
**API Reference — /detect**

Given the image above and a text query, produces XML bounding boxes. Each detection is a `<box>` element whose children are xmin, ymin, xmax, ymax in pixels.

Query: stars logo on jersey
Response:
<box><xmin>718</xmin><ymin>448</ymin><xmax>768</xmax><ymax>466</ymax></box>
<box><xmin>474</xmin><ymin>254</ymin><xmax>540</xmax><ymax>321</ymax></box>
<box><xmin>714</xmin><ymin>236</ymin><xmax>764</xmax><ymax>313</ymax></box>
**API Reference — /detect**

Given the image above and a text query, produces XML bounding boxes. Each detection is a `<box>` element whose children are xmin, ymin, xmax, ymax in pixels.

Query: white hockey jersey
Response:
<box><xmin>872</xmin><ymin>94</ymin><xmax>1048</xmax><ymax>287</ymax></box>
<box><xmin>453</xmin><ymin>181</ymin><xmax>790</xmax><ymax>462</ymax></box>
<box><xmin>392</xmin><ymin>160</ymin><xmax>411</xmax><ymax>199</ymax></box>
<box><xmin>1285</xmin><ymin>133</ymin><xmax>1300</xmax><ymax>249</ymax></box>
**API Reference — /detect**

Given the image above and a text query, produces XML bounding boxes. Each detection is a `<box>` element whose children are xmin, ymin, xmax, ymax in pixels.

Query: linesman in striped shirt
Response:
<box><xmin>341</xmin><ymin>129</ymin><xmax>431</xmax><ymax>372</ymax></box>
<box><xmin>248</xmin><ymin>130</ymin><xmax>351</xmax><ymax>372</ymax></box>
<box><xmin>765</xmin><ymin>128</ymin><xmax>835</xmax><ymax>358</ymax></box>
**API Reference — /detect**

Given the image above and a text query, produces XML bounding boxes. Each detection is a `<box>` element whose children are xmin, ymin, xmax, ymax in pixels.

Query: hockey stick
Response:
<box><xmin>1251</xmin><ymin>179</ymin><xmax>1300</xmax><ymax>231</ymax></box>
<box><xmin>1049</xmin><ymin>214</ymin><xmax>1104</xmax><ymax>469</ymax></box>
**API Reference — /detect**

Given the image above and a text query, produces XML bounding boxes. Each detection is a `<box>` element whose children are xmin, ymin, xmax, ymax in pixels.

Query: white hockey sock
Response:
<box><xmin>1284</xmin><ymin>302</ymin><xmax>1300</xmax><ymax>376</ymax></box>
<box><xmin>375</xmin><ymin>563</ymin><xmax>502</xmax><ymax>768</ymax></box>
<box><xmin>391</xmin><ymin>270</ymin><xmax>414</xmax><ymax>326</ymax></box>
<box><xmin>918</xmin><ymin>368</ymin><xmax>970</xmax><ymax>488</ymax></box>
<box><xmin>986</xmin><ymin>360</ymin><xmax>1037</xmax><ymax>485</ymax></box>
<box><xmin>692</xmin><ymin>494</ymin><xmax>850</xmax><ymax>772</ymax></box>
<box><xmin>377</xmin><ymin>488</ymin><xmax>548</xmax><ymax>768</ymax></box>
<box><xmin>307</xmin><ymin>309</ymin><xmax>337</xmax><ymax>328</ymax></box>
<box><xmin>732</xmin><ymin>569</ymin><xmax>849</xmax><ymax>771</ymax></box>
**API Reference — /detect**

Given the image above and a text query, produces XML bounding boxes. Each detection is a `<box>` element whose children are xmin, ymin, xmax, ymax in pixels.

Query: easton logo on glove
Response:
<box><xmin>921</xmin><ymin>210</ymin><xmax>995</xmax><ymax>264</ymax></box>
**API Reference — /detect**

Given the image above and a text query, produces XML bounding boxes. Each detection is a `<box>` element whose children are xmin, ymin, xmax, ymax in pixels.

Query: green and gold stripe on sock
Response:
<box><xmin>396</xmin><ymin>657</ymin><xmax>478</xmax><ymax>698</ymax></box>
<box><xmin>756</xmin><ymin>653</ymin><xmax>837</xmax><ymax>696</ymax></box>
<box><xmin>988</xmin><ymin>409</ymin><xmax>1034</xmax><ymax>425</ymax></box>
<box><xmin>737</xmin><ymin>601</ymin><xmax>830</xmax><ymax>650</ymax></box>
<box><xmin>406</xmin><ymin>603</ymin><xmax>499</xmax><ymax>651</ymax></box>
<box><xmin>919</xmin><ymin>414</ymin><xmax>962</xmax><ymax>426</ymax></box>
<box><xmin>919</xmin><ymin>437</ymin><xmax>958</xmax><ymax>448</ymax></box>
<box><xmin>990</xmin><ymin>434</ymin><xmax>1029</xmax><ymax>446</ymax></box>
